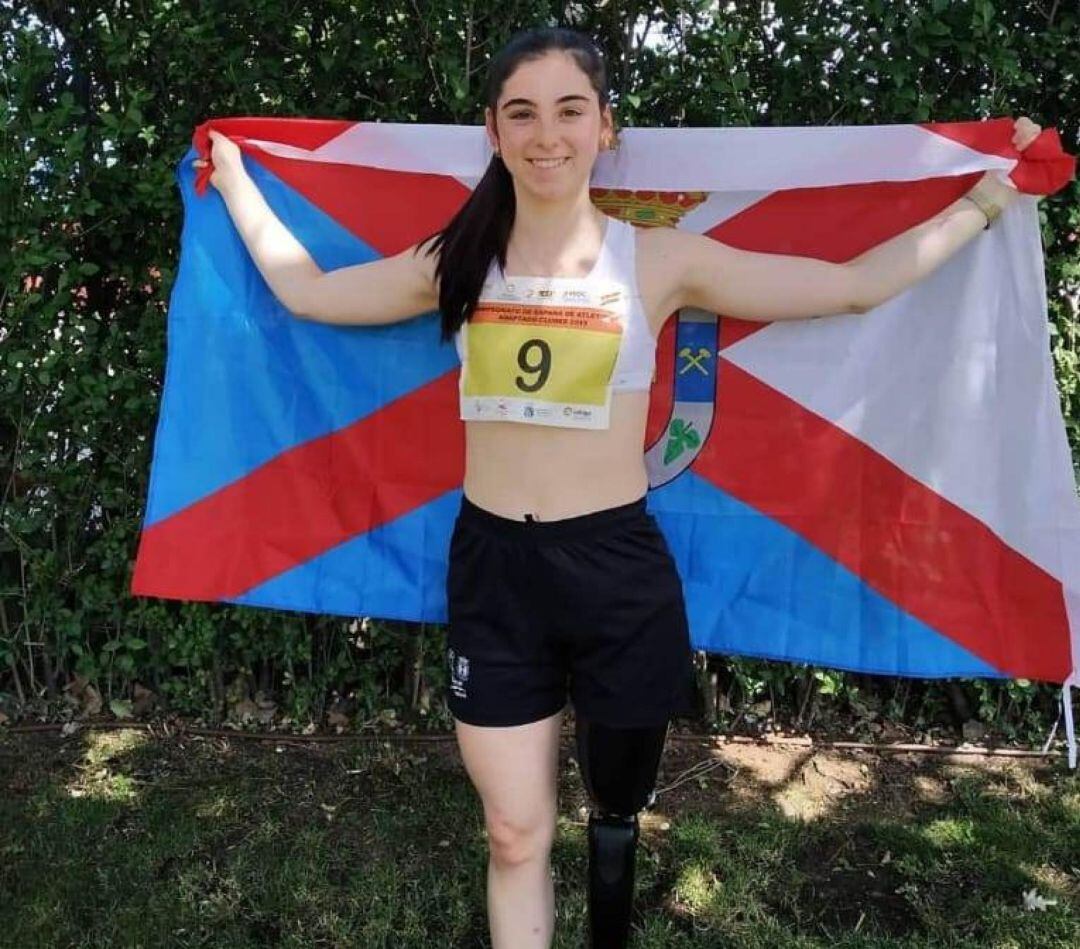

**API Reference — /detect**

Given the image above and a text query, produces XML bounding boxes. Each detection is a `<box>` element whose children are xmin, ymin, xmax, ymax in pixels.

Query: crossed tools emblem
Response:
<box><xmin>677</xmin><ymin>346</ymin><xmax>712</xmax><ymax>375</ymax></box>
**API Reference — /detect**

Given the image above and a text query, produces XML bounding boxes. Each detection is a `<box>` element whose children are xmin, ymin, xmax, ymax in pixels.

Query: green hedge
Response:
<box><xmin>2</xmin><ymin>1</ymin><xmax>1078</xmax><ymax>743</ymax></box>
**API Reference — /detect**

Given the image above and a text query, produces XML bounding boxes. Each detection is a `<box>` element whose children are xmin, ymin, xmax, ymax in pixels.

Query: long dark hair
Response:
<box><xmin>417</xmin><ymin>27</ymin><xmax>613</xmax><ymax>343</ymax></box>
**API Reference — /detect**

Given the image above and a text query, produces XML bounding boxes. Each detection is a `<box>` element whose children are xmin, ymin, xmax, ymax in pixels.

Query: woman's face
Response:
<box><xmin>485</xmin><ymin>51</ymin><xmax>613</xmax><ymax>201</ymax></box>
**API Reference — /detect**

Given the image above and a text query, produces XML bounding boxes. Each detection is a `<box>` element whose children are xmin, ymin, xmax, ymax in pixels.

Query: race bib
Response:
<box><xmin>459</xmin><ymin>277</ymin><xmax>628</xmax><ymax>429</ymax></box>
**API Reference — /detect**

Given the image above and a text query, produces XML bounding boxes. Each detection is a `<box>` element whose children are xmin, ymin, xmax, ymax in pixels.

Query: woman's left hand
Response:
<box><xmin>1012</xmin><ymin>115</ymin><xmax>1042</xmax><ymax>152</ymax></box>
<box><xmin>975</xmin><ymin>116</ymin><xmax>1042</xmax><ymax>202</ymax></box>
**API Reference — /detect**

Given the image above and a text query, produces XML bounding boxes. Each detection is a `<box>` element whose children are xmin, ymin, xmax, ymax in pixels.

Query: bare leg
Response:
<box><xmin>486</xmin><ymin>842</ymin><xmax>556</xmax><ymax>948</ymax></box>
<box><xmin>454</xmin><ymin>706</ymin><xmax>565</xmax><ymax>948</ymax></box>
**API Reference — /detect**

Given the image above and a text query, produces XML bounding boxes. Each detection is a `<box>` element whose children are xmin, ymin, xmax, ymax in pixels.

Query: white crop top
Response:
<box><xmin>452</xmin><ymin>216</ymin><xmax>656</xmax><ymax>430</ymax></box>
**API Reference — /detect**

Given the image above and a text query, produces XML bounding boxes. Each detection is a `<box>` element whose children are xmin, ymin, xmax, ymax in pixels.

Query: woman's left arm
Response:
<box><xmin>671</xmin><ymin>117</ymin><xmax>1042</xmax><ymax>324</ymax></box>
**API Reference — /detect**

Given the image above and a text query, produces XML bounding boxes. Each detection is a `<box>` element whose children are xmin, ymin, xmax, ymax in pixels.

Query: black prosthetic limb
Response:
<box><xmin>575</xmin><ymin>716</ymin><xmax>670</xmax><ymax>949</ymax></box>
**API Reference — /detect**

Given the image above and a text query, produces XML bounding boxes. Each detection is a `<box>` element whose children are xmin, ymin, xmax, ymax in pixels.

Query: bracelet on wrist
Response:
<box><xmin>962</xmin><ymin>189</ymin><xmax>1002</xmax><ymax>230</ymax></box>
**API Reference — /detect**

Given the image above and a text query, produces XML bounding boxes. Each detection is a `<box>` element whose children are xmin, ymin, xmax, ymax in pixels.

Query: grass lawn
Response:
<box><xmin>1</xmin><ymin>721</ymin><xmax>1078</xmax><ymax>947</ymax></box>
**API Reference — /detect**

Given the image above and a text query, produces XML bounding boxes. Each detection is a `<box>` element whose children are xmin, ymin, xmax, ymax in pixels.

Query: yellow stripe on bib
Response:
<box><xmin>463</xmin><ymin>303</ymin><xmax>622</xmax><ymax>407</ymax></box>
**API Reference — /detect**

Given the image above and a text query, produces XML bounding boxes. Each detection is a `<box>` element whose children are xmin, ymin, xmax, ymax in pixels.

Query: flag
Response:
<box><xmin>131</xmin><ymin>116</ymin><xmax>1079</xmax><ymax>762</ymax></box>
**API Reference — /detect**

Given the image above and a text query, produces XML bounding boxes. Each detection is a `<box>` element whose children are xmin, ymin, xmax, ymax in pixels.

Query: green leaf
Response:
<box><xmin>109</xmin><ymin>698</ymin><xmax>133</xmax><ymax>719</ymax></box>
<box><xmin>663</xmin><ymin>436</ymin><xmax>685</xmax><ymax>465</ymax></box>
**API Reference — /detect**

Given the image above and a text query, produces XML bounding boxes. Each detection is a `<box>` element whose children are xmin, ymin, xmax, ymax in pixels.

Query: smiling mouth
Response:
<box><xmin>528</xmin><ymin>158</ymin><xmax>570</xmax><ymax>168</ymax></box>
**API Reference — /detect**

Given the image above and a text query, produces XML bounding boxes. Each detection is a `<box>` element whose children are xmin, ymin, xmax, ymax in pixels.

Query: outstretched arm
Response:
<box><xmin>668</xmin><ymin>117</ymin><xmax>1041</xmax><ymax>323</ymax></box>
<box><xmin>195</xmin><ymin>129</ymin><xmax>437</xmax><ymax>325</ymax></box>
<box><xmin>844</xmin><ymin>170</ymin><xmax>1018</xmax><ymax>313</ymax></box>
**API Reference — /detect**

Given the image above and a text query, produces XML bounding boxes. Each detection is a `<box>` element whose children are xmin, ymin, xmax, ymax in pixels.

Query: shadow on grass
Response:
<box><xmin>630</xmin><ymin>737</ymin><xmax>1079</xmax><ymax>948</ymax></box>
<box><xmin>1</xmin><ymin>723</ymin><xmax>1077</xmax><ymax>948</ymax></box>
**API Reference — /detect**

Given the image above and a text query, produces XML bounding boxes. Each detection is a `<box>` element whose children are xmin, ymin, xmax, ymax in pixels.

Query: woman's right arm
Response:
<box><xmin>200</xmin><ymin>129</ymin><xmax>438</xmax><ymax>326</ymax></box>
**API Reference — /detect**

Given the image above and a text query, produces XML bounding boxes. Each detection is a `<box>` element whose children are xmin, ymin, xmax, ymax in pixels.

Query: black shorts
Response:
<box><xmin>445</xmin><ymin>493</ymin><xmax>697</xmax><ymax>728</ymax></box>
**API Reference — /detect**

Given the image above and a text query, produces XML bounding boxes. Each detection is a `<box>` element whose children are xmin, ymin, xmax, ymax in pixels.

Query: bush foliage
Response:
<box><xmin>3</xmin><ymin>1</ymin><xmax>1078</xmax><ymax>742</ymax></box>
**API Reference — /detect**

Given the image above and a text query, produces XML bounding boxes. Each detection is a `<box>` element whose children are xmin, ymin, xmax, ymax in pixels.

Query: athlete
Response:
<box><xmin>195</xmin><ymin>25</ymin><xmax>1040</xmax><ymax>949</ymax></box>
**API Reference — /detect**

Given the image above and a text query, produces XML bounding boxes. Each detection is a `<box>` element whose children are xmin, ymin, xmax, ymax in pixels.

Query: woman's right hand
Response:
<box><xmin>193</xmin><ymin>128</ymin><xmax>244</xmax><ymax>193</ymax></box>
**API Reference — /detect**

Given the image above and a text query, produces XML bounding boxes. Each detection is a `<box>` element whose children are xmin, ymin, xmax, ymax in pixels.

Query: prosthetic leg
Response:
<box><xmin>575</xmin><ymin>716</ymin><xmax>670</xmax><ymax>948</ymax></box>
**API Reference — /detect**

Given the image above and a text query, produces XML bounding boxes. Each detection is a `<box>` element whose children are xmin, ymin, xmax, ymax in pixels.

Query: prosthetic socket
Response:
<box><xmin>575</xmin><ymin>716</ymin><xmax>669</xmax><ymax>949</ymax></box>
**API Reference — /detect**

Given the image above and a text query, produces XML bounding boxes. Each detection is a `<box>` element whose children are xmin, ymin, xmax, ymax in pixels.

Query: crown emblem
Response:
<box><xmin>589</xmin><ymin>188</ymin><xmax>709</xmax><ymax>228</ymax></box>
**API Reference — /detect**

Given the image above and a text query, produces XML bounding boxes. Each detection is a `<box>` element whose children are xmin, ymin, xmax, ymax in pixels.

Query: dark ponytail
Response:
<box><xmin>417</xmin><ymin>27</ymin><xmax>612</xmax><ymax>344</ymax></box>
<box><xmin>423</xmin><ymin>156</ymin><xmax>516</xmax><ymax>343</ymax></box>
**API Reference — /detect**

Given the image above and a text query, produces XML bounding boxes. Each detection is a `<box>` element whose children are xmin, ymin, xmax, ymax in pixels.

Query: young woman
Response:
<box><xmin>196</xmin><ymin>26</ymin><xmax>1040</xmax><ymax>949</ymax></box>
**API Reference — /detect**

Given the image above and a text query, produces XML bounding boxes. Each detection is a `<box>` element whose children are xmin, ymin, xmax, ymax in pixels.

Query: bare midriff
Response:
<box><xmin>459</xmin><ymin>221</ymin><xmax>674</xmax><ymax>521</ymax></box>
<box><xmin>461</xmin><ymin>388</ymin><xmax>651</xmax><ymax>521</ymax></box>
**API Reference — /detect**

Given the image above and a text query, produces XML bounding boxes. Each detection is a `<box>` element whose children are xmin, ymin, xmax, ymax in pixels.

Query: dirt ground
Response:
<box><xmin>3</xmin><ymin>716</ymin><xmax>1061</xmax><ymax>824</ymax></box>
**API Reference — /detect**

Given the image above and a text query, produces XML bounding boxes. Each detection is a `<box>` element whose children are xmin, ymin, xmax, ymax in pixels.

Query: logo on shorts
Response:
<box><xmin>448</xmin><ymin>647</ymin><xmax>470</xmax><ymax>699</ymax></box>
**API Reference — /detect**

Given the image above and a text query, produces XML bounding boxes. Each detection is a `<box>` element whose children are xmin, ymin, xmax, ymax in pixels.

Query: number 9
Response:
<box><xmin>515</xmin><ymin>339</ymin><xmax>551</xmax><ymax>392</ymax></box>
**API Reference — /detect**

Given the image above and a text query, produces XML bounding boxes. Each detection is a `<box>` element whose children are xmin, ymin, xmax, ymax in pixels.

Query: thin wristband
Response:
<box><xmin>961</xmin><ymin>190</ymin><xmax>1000</xmax><ymax>230</ymax></box>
